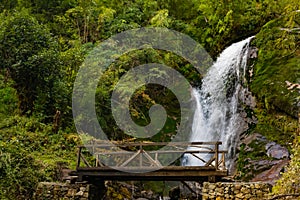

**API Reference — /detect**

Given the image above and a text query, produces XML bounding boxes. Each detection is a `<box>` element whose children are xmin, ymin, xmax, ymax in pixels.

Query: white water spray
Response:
<box><xmin>185</xmin><ymin>37</ymin><xmax>254</xmax><ymax>171</ymax></box>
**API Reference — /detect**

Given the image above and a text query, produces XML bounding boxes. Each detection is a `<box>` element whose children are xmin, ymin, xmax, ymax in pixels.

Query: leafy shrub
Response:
<box><xmin>273</xmin><ymin>135</ymin><xmax>300</xmax><ymax>194</ymax></box>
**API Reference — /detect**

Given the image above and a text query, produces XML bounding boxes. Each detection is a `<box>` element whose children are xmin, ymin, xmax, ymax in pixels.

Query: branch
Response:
<box><xmin>279</xmin><ymin>27</ymin><xmax>300</xmax><ymax>33</ymax></box>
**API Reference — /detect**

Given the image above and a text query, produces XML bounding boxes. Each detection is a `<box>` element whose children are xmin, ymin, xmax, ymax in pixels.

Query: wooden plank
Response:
<box><xmin>142</xmin><ymin>150</ymin><xmax>162</xmax><ymax>166</ymax></box>
<box><xmin>191</xmin><ymin>153</ymin><xmax>207</xmax><ymax>164</ymax></box>
<box><xmin>204</xmin><ymin>156</ymin><xmax>215</xmax><ymax>167</ymax></box>
<box><xmin>94</xmin><ymin>150</ymin><xmax>228</xmax><ymax>155</ymax></box>
<box><xmin>80</xmin><ymin>153</ymin><xmax>92</xmax><ymax>167</ymax></box>
<box><xmin>79</xmin><ymin>141</ymin><xmax>222</xmax><ymax>148</ymax></box>
<box><xmin>119</xmin><ymin>150</ymin><xmax>141</xmax><ymax>167</ymax></box>
<box><xmin>72</xmin><ymin>166</ymin><xmax>228</xmax><ymax>180</ymax></box>
<box><xmin>74</xmin><ymin>170</ymin><xmax>227</xmax><ymax>176</ymax></box>
<box><xmin>76</xmin><ymin>166</ymin><xmax>220</xmax><ymax>172</ymax></box>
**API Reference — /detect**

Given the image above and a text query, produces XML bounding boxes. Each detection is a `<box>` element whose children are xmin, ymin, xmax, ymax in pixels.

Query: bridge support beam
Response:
<box><xmin>208</xmin><ymin>176</ymin><xmax>216</xmax><ymax>183</ymax></box>
<box><xmin>88</xmin><ymin>180</ymin><xmax>105</xmax><ymax>200</ymax></box>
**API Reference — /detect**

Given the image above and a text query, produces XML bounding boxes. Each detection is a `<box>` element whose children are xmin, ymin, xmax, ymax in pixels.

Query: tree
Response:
<box><xmin>0</xmin><ymin>10</ymin><xmax>62</xmax><ymax>119</ymax></box>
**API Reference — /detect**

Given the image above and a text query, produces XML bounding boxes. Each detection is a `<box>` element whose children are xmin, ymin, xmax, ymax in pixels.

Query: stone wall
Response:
<box><xmin>34</xmin><ymin>181</ymin><xmax>273</xmax><ymax>200</ymax></box>
<box><xmin>33</xmin><ymin>182</ymin><xmax>103</xmax><ymax>200</ymax></box>
<box><xmin>202</xmin><ymin>182</ymin><xmax>272</xmax><ymax>200</ymax></box>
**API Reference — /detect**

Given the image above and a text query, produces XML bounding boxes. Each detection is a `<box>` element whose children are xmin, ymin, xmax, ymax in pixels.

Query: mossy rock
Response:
<box><xmin>247</xmin><ymin>11</ymin><xmax>300</xmax><ymax>147</ymax></box>
<box><xmin>251</xmin><ymin>12</ymin><xmax>300</xmax><ymax>118</ymax></box>
<box><xmin>236</xmin><ymin>12</ymin><xmax>300</xmax><ymax>181</ymax></box>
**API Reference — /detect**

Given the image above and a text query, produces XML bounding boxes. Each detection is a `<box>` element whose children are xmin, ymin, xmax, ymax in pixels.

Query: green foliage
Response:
<box><xmin>236</xmin><ymin>140</ymin><xmax>273</xmax><ymax>181</ymax></box>
<box><xmin>251</xmin><ymin>11</ymin><xmax>300</xmax><ymax>118</ymax></box>
<box><xmin>92</xmin><ymin>48</ymin><xmax>200</xmax><ymax>141</ymax></box>
<box><xmin>150</xmin><ymin>9</ymin><xmax>171</xmax><ymax>27</ymax></box>
<box><xmin>192</xmin><ymin>0</ymin><xmax>290</xmax><ymax>57</ymax></box>
<box><xmin>235</xmin><ymin>5</ymin><xmax>300</xmax><ymax>187</ymax></box>
<box><xmin>64</xmin><ymin>1</ymin><xmax>103</xmax><ymax>43</ymax></box>
<box><xmin>253</xmin><ymin>104</ymin><xmax>298</xmax><ymax>147</ymax></box>
<box><xmin>0</xmin><ymin>115</ymin><xmax>80</xmax><ymax>199</ymax></box>
<box><xmin>273</xmin><ymin>135</ymin><xmax>300</xmax><ymax>194</ymax></box>
<box><xmin>249</xmin><ymin>11</ymin><xmax>300</xmax><ymax>149</ymax></box>
<box><xmin>0</xmin><ymin>74</ymin><xmax>18</xmax><ymax>118</ymax></box>
<box><xmin>17</xmin><ymin>0</ymin><xmax>76</xmax><ymax>22</ymax></box>
<box><xmin>0</xmin><ymin>76</ymin><xmax>78</xmax><ymax>199</ymax></box>
<box><xmin>58</xmin><ymin>42</ymin><xmax>87</xmax><ymax>128</ymax></box>
<box><xmin>0</xmin><ymin>151</ymin><xmax>45</xmax><ymax>200</ymax></box>
<box><xmin>0</xmin><ymin>10</ymin><xmax>64</xmax><ymax>120</ymax></box>
<box><xmin>0</xmin><ymin>0</ymin><xmax>18</xmax><ymax>11</ymax></box>
<box><xmin>0</xmin><ymin>0</ymin><xmax>300</xmax><ymax>198</ymax></box>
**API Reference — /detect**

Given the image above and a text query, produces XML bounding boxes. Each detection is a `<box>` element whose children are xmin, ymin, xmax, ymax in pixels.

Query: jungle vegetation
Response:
<box><xmin>0</xmin><ymin>0</ymin><xmax>299</xmax><ymax>199</ymax></box>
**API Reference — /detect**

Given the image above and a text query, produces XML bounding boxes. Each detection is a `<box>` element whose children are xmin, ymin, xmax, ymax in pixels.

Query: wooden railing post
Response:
<box><xmin>76</xmin><ymin>146</ymin><xmax>82</xmax><ymax>170</ymax></box>
<box><xmin>215</xmin><ymin>143</ymin><xmax>219</xmax><ymax>170</ymax></box>
<box><xmin>221</xmin><ymin>152</ymin><xmax>226</xmax><ymax>170</ymax></box>
<box><xmin>139</xmin><ymin>144</ymin><xmax>143</xmax><ymax>167</ymax></box>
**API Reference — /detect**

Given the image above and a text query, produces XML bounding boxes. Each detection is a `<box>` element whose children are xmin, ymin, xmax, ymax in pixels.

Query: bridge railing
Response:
<box><xmin>76</xmin><ymin>141</ymin><xmax>227</xmax><ymax>171</ymax></box>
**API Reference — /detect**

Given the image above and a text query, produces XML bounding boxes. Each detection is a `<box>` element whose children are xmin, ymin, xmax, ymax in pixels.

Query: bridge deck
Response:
<box><xmin>72</xmin><ymin>166</ymin><xmax>227</xmax><ymax>182</ymax></box>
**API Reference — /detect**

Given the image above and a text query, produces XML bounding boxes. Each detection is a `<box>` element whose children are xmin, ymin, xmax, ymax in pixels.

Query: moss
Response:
<box><xmin>273</xmin><ymin>135</ymin><xmax>300</xmax><ymax>194</ymax></box>
<box><xmin>236</xmin><ymin>139</ymin><xmax>272</xmax><ymax>181</ymax></box>
<box><xmin>253</xmin><ymin>103</ymin><xmax>298</xmax><ymax>148</ymax></box>
<box><xmin>0</xmin><ymin>73</ymin><xmax>18</xmax><ymax>118</ymax></box>
<box><xmin>249</xmin><ymin>11</ymin><xmax>300</xmax><ymax>146</ymax></box>
<box><xmin>236</xmin><ymin>144</ymin><xmax>251</xmax><ymax>180</ymax></box>
<box><xmin>251</xmin><ymin>12</ymin><xmax>300</xmax><ymax>118</ymax></box>
<box><xmin>142</xmin><ymin>181</ymin><xmax>177</xmax><ymax>196</ymax></box>
<box><xmin>236</xmin><ymin>12</ymin><xmax>300</xmax><ymax>181</ymax></box>
<box><xmin>0</xmin><ymin>114</ymin><xmax>80</xmax><ymax>199</ymax></box>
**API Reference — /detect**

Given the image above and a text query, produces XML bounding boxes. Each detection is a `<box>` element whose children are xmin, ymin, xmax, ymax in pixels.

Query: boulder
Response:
<box><xmin>252</xmin><ymin>159</ymin><xmax>289</xmax><ymax>185</ymax></box>
<box><xmin>265</xmin><ymin>142</ymin><xmax>289</xmax><ymax>159</ymax></box>
<box><xmin>237</xmin><ymin>133</ymin><xmax>290</xmax><ymax>184</ymax></box>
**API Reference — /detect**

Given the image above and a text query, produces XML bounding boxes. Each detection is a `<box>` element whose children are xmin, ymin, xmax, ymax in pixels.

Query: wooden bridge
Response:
<box><xmin>70</xmin><ymin>141</ymin><xmax>228</xmax><ymax>183</ymax></box>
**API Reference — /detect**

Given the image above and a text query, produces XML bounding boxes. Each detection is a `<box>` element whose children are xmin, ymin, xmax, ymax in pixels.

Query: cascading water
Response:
<box><xmin>184</xmin><ymin>36</ymin><xmax>254</xmax><ymax>172</ymax></box>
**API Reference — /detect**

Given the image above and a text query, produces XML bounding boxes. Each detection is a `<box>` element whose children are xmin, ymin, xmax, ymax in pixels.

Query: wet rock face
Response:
<box><xmin>237</xmin><ymin>133</ymin><xmax>290</xmax><ymax>184</ymax></box>
<box><xmin>252</xmin><ymin>159</ymin><xmax>289</xmax><ymax>185</ymax></box>
<box><xmin>249</xmin><ymin>46</ymin><xmax>258</xmax><ymax>59</ymax></box>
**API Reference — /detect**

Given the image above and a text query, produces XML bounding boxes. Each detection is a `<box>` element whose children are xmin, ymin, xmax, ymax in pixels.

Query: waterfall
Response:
<box><xmin>184</xmin><ymin>36</ymin><xmax>254</xmax><ymax>171</ymax></box>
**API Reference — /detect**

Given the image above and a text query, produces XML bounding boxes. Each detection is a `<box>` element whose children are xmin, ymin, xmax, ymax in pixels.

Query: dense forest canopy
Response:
<box><xmin>0</xmin><ymin>0</ymin><xmax>299</xmax><ymax>199</ymax></box>
<box><xmin>1</xmin><ymin>0</ymin><xmax>298</xmax><ymax>129</ymax></box>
